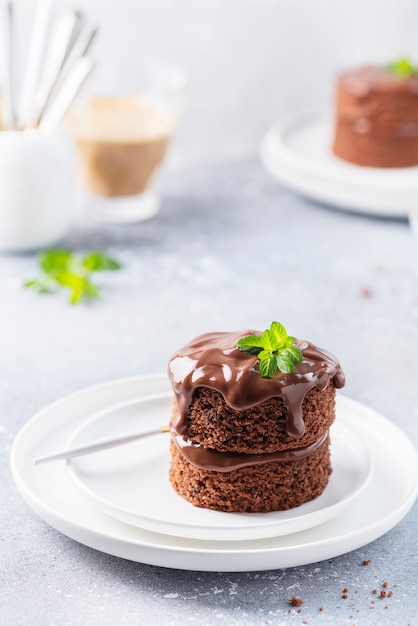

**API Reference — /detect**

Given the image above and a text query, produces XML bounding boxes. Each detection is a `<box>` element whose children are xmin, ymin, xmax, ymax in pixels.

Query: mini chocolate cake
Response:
<box><xmin>168</xmin><ymin>329</ymin><xmax>345</xmax><ymax>513</ymax></box>
<box><xmin>332</xmin><ymin>65</ymin><xmax>418</xmax><ymax>167</ymax></box>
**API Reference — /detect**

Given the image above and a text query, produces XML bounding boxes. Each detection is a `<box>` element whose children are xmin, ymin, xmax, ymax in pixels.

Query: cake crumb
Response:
<box><xmin>360</xmin><ymin>287</ymin><xmax>372</xmax><ymax>298</ymax></box>
<box><xmin>297</xmin><ymin>608</ymin><xmax>302</xmax><ymax>613</ymax></box>
<box><xmin>382</xmin><ymin>581</ymin><xmax>388</xmax><ymax>588</ymax></box>
<box><xmin>388</xmin><ymin>590</ymin><xmax>393</xmax><ymax>597</ymax></box>
<box><xmin>380</xmin><ymin>590</ymin><xmax>387</xmax><ymax>599</ymax></box>
<box><xmin>362</xmin><ymin>559</ymin><xmax>371</xmax><ymax>565</ymax></box>
<box><xmin>290</xmin><ymin>596</ymin><xmax>303</xmax><ymax>607</ymax></box>
<box><xmin>319</xmin><ymin>607</ymin><xmax>323</xmax><ymax>612</ymax></box>
<box><xmin>384</xmin><ymin>605</ymin><xmax>389</xmax><ymax>609</ymax></box>
<box><xmin>342</xmin><ymin>593</ymin><xmax>348</xmax><ymax>599</ymax></box>
<box><xmin>343</xmin><ymin>588</ymin><xmax>348</xmax><ymax>593</ymax></box>
<box><xmin>372</xmin><ymin>589</ymin><xmax>377</xmax><ymax>594</ymax></box>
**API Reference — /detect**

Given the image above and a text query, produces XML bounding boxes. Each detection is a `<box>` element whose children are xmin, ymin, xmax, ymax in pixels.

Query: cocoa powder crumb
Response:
<box><xmin>388</xmin><ymin>591</ymin><xmax>393</xmax><ymax>597</ymax></box>
<box><xmin>319</xmin><ymin>607</ymin><xmax>323</xmax><ymax>612</ymax></box>
<box><xmin>380</xmin><ymin>590</ymin><xmax>387</xmax><ymax>599</ymax></box>
<box><xmin>382</xmin><ymin>581</ymin><xmax>388</xmax><ymax>588</ymax></box>
<box><xmin>297</xmin><ymin>608</ymin><xmax>302</xmax><ymax>614</ymax></box>
<box><xmin>372</xmin><ymin>589</ymin><xmax>377</xmax><ymax>594</ymax></box>
<box><xmin>342</xmin><ymin>593</ymin><xmax>348</xmax><ymax>599</ymax></box>
<box><xmin>362</xmin><ymin>559</ymin><xmax>371</xmax><ymax>566</ymax></box>
<box><xmin>360</xmin><ymin>287</ymin><xmax>372</xmax><ymax>298</ymax></box>
<box><xmin>384</xmin><ymin>605</ymin><xmax>389</xmax><ymax>609</ymax></box>
<box><xmin>343</xmin><ymin>588</ymin><xmax>349</xmax><ymax>593</ymax></box>
<box><xmin>290</xmin><ymin>596</ymin><xmax>303</xmax><ymax>607</ymax></box>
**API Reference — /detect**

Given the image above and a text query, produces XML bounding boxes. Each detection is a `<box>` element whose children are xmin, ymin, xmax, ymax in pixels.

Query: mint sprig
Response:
<box><xmin>385</xmin><ymin>57</ymin><xmax>418</xmax><ymax>78</ymax></box>
<box><xmin>24</xmin><ymin>249</ymin><xmax>121</xmax><ymax>304</ymax></box>
<box><xmin>237</xmin><ymin>321</ymin><xmax>303</xmax><ymax>378</ymax></box>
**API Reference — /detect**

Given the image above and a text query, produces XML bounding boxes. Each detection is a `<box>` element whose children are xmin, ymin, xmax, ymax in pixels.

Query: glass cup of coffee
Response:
<box><xmin>68</xmin><ymin>59</ymin><xmax>187</xmax><ymax>223</ymax></box>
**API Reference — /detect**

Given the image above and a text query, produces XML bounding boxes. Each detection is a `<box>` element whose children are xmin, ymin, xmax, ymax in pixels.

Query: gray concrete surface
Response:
<box><xmin>1</xmin><ymin>160</ymin><xmax>417</xmax><ymax>625</ymax></box>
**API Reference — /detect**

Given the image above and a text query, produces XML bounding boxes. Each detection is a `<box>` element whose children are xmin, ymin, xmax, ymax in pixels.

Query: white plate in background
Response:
<box><xmin>260</xmin><ymin>111</ymin><xmax>418</xmax><ymax>217</ymax></box>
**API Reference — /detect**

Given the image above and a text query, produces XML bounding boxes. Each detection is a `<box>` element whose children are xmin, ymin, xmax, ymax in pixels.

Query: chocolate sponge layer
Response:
<box><xmin>169</xmin><ymin>435</ymin><xmax>331</xmax><ymax>513</ymax></box>
<box><xmin>171</xmin><ymin>384</ymin><xmax>336</xmax><ymax>454</ymax></box>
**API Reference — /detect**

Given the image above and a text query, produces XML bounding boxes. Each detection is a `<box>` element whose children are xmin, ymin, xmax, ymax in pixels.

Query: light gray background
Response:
<box><xmin>7</xmin><ymin>0</ymin><xmax>418</xmax><ymax>164</ymax></box>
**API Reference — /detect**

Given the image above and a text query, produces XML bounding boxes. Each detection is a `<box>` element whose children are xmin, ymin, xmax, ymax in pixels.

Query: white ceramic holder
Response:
<box><xmin>0</xmin><ymin>128</ymin><xmax>75</xmax><ymax>252</ymax></box>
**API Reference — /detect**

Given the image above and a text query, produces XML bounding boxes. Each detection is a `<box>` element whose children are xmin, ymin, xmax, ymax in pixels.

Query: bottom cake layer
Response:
<box><xmin>169</xmin><ymin>435</ymin><xmax>331</xmax><ymax>513</ymax></box>
<box><xmin>332</xmin><ymin>120</ymin><xmax>418</xmax><ymax>168</ymax></box>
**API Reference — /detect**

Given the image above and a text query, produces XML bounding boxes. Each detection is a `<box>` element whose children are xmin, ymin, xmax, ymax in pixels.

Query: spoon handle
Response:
<box><xmin>1</xmin><ymin>1</ymin><xmax>17</xmax><ymax>129</ymax></box>
<box><xmin>34</xmin><ymin>425</ymin><xmax>170</xmax><ymax>465</ymax></box>
<box><xmin>39</xmin><ymin>54</ymin><xmax>94</xmax><ymax>132</ymax></box>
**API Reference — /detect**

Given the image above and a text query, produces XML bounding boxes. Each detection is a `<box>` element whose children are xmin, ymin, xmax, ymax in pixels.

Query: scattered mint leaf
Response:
<box><xmin>82</xmin><ymin>251</ymin><xmax>122</xmax><ymax>272</ymax></box>
<box><xmin>385</xmin><ymin>57</ymin><xmax>418</xmax><ymax>78</ymax></box>
<box><xmin>237</xmin><ymin>321</ymin><xmax>303</xmax><ymax>378</ymax></box>
<box><xmin>24</xmin><ymin>249</ymin><xmax>122</xmax><ymax>305</ymax></box>
<box><xmin>39</xmin><ymin>249</ymin><xmax>73</xmax><ymax>274</ymax></box>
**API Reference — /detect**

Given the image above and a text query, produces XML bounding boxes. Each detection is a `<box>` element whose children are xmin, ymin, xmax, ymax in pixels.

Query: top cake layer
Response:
<box><xmin>336</xmin><ymin>65</ymin><xmax>418</xmax><ymax>123</ymax></box>
<box><xmin>168</xmin><ymin>330</ymin><xmax>345</xmax><ymax>442</ymax></box>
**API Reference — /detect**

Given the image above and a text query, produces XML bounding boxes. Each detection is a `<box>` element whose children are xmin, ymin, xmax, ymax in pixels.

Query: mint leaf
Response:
<box><xmin>24</xmin><ymin>248</ymin><xmax>121</xmax><ymax>305</ymax></box>
<box><xmin>236</xmin><ymin>334</ymin><xmax>264</xmax><ymax>355</ymax></box>
<box><xmin>286</xmin><ymin>343</ymin><xmax>303</xmax><ymax>362</ymax></box>
<box><xmin>259</xmin><ymin>351</ymin><xmax>277</xmax><ymax>378</ymax></box>
<box><xmin>270</xmin><ymin>321</ymin><xmax>287</xmax><ymax>344</ymax></box>
<box><xmin>39</xmin><ymin>249</ymin><xmax>72</xmax><ymax>274</ymax></box>
<box><xmin>385</xmin><ymin>57</ymin><xmax>418</xmax><ymax>78</ymax></box>
<box><xmin>237</xmin><ymin>321</ymin><xmax>303</xmax><ymax>378</ymax></box>
<box><xmin>276</xmin><ymin>352</ymin><xmax>294</xmax><ymax>374</ymax></box>
<box><xmin>82</xmin><ymin>251</ymin><xmax>122</xmax><ymax>272</ymax></box>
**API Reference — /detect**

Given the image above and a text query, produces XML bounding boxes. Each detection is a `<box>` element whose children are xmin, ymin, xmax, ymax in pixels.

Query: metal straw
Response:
<box><xmin>33</xmin><ymin>425</ymin><xmax>170</xmax><ymax>465</ymax></box>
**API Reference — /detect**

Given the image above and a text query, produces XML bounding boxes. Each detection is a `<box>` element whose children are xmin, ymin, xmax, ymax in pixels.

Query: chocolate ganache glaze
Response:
<box><xmin>168</xmin><ymin>330</ymin><xmax>345</xmax><ymax>444</ymax></box>
<box><xmin>172</xmin><ymin>432</ymin><xmax>328</xmax><ymax>472</ymax></box>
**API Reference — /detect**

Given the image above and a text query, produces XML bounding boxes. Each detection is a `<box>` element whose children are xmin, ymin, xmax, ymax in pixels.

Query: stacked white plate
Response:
<box><xmin>260</xmin><ymin>111</ymin><xmax>418</xmax><ymax>218</ymax></box>
<box><xmin>11</xmin><ymin>374</ymin><xmax>418</xmax><ymax>571</ymax></box>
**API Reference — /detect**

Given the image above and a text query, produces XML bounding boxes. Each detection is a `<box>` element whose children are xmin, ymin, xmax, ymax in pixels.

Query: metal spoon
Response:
<box><xmin>1</xmin><ymin>0</ymin><xmax>17</xmax><ymax>129</ymax></box>
<box><xmin>32</xmin><ymin>10</ymin><xmax>84</xmax><ymax>126</ymax></box>
<box><xmin>17</xmin><ymin>0</ymin><xmax>51</xmax><ymax>128</ymax></box>
<box><xmin>33</xmin><ymin>425</ymin><xmax>170</xmax><ymax>465</ymax></box>
<box><xmin>39</xmin><ymin>54</ymin><xmax>94</xmax><ymax>132</ymax></box>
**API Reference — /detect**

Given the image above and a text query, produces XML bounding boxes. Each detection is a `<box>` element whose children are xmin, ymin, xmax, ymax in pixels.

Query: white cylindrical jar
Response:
<box><xmin>0</xmin><ymin>129</ymin><xmax>75</xmax><ymax>252</ymax></box>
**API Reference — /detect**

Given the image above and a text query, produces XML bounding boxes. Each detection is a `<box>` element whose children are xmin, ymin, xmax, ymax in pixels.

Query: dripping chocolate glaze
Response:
<box><xmin>173</xmin><ymin>432</ymin><xmax>328</xmax><ymax>472</ymax></box>
<box><xmin>168</xmin><ymin>330</ymin><xmax>345</xmax><ymax>442</ymax></box>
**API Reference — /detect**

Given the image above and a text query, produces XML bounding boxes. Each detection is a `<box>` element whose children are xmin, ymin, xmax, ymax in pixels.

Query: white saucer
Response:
<box><xmin>260</xmin><ymin>111</ymin><xmax>418</xmax><ymax>217</ymax></box>
<box><xmin>10</xmin><ymin>374</ymin><xmax>418</xmax><ymax>572</ymax></box>
<box><xmin>66</xmin><ymin>395</ymin><xmax>371</xmax><ymax>541</ymax></box>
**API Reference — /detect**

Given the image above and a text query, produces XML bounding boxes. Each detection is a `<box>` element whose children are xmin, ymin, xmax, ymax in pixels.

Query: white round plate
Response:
<box><xmin>65</xmin><ymin>395</ymin><xmax>371</xmax><ymax>541</ymax></box>
<box><xmin>260</xmin><ymin>111</ymin><xmax>418</xmax><ymax>217</ymax></box>
<box><xmin>10</xmin><ymin>374</ymin><xmax>418</xmax><ymax>572</ymax></box>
